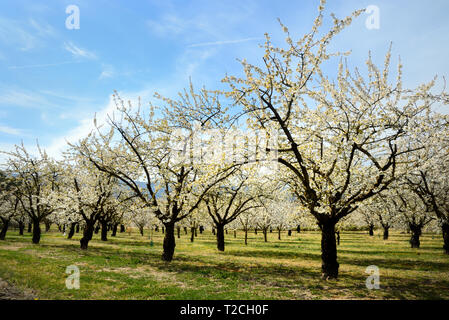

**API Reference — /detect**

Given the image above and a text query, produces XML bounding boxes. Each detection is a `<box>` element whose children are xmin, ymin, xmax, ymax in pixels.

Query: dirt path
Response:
<box><xmin>0</xmin><ymin>278</ymin><xmax>37</xmax><ymax>300</ymax></box>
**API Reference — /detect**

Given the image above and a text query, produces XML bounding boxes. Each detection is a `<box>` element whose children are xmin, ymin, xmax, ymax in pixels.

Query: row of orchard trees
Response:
<box><xmin>1</xmin><ymin>1</ymin><xmax>449</xmax><ymax>280</ymax></box>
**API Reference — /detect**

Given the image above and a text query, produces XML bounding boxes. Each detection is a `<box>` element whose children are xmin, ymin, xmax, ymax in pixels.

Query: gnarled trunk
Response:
<box><xmin>442</xmin><ymin>222</ymin><xmax>449</xmax><ymax>254</ymax></box>
<box><xmin>111</xmin><ymin>224</ymin><xmax>118</xmax><ymax>236</ymax></box>
<box><xmin>80</xmin><ymin>222</ymin><xmax>95</xmax><ymax>250</ymax></box>
<box><xmin>67</xmin><ymin>223</ymin><xmax>76</xmax><ymax>239</ymax></box>
<box><xmin>216</xmin><ymin>224</ymin><xmax>225</xmax><ymax>251</ymax></box>
<box><xmin>162</xmin><ymin>223</ymin><xmax>176</xmax><ymax>262</ymax></box>
<box><xmin>0</xmin><ymin>219</ymin><xmax>9</xmax><ymax>240</ymax></box>
<box><xmin>383</xmin><ymin>226</ymin><xmax>389</xmax><ymax>240</ymax></box>
<box><xmin>409</xmin><ymin>225</ymin><xmax>422</xmax><ymax>248</ymax></box>
<box><xmin>44</xmin><ymin>220</ymin><xmax>51</xmax><ymax>232</ymax></box>
<box><xmin>100</xmin><ymin>221</ymin><xmax>108</xmax><ymax>241</ymax></box>
<box><xmin>32</xmin><ymin>220</ymin><xmax>41</xmax><ymax>244</ymax></box>
<box><xmin>320</xmin><ymin>221</ymin><xmax>339</xmax><ymax>279</ymax></box>
<box><xmin>18</xmin><ymin>221</ymin><xmax>24</xmax><ymax>236</ymax></box>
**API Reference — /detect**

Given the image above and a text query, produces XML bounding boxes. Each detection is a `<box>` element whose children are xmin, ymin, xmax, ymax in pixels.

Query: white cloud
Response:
<box><xmin>0</xmin><ymin>124</ymin><xmax>23</xmax><ymax>136</ymax></box>
<box><xmin>0</xmin><ymin>87</ymin><xmax>58</xmax><ymax>109</ymax></box>
<box><xmin>99</xmin><ymin>64</ymin><xmax>116</xmax><ymax>80</ymax></box>
<box><xmin>0</xmin><ymin>17</ymin><xmax>39</xmax><ymax>51</ymax></box>
<box><xmin>63</xmin><ymin>42</ymin><xmax>97</xmax><ymax>60</ymax></box>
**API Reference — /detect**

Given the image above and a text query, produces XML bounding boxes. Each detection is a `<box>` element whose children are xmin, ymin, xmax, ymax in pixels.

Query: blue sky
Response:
<box><xmin>1</xmin><ymin>0</ymin><xmax>449</xmax><ymax>162</ymax></box>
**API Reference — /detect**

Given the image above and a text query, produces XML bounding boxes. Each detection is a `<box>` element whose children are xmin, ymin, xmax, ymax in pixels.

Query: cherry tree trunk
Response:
<box><xmin>101</xmin><ymin>221</ymin><xmax>108</xmax><ymax>241</ymax></box>
<box><xmin>44</xmin><ymin>221</ymin><xmax>51</xmax><ymax>232</ymax></box>
<box><xmin>244</xmin><ymin>229</ymin><xmax>248</xmax><ymax>245</ymax></box>
<box><xmin>442</xmin><ymin>222</ymin><xmax>449</xmax><ymax>254</ymax></box>
<box><xmin>369</xmin><ymin>225</ymin><xmax>374</xmax><ymax>236</ymax></box>
<box><xmin>27</xmin><ymin>223</ymin><xmax>32</xmax><ymax>233</ymax></box>
<box><xmin>278</xmin><ymin>229</ymin><xmax>281</xmax><ymax>240</ymax></box>
<box><xmin>190</xmin><ymin>227</ymin><xmax>195</xmax><ymax>242</ymax></box>
<box><xmin>32</xmin><ymin>220</ymin><xmax>41</xmax><ymax>244</ymax></box>
<box><xmin>409</xmin><ymin>225</ymin><xmax>422</xmax><ymax>248</ymax></box>
<box><xmin>216</xmin><ymin>224</ymin><xmax>225</xmax><ymax>251</ymax></box>
<box><xmin>162</xmin><ymin>223</ymin><xmax>176</xmax><ymax>262</ymax></box>
<box><xmin>18</xmin><ymin>221</ymin><xmax>24</xmax><ymax>236</ymax></box>
<box><xmin>320</xmin><ymin>221</ymin><xmax>339</xmax><ymax>279</ymax></box>
<box><xmin>67</xmin><ymin>223</ymin><xmax>76</xmax><ymax>239</ymax></box>
<box><xmin>383</xmin><ymin>227</ymin><xmax>389</xmax><ymax>240</ymax></box>
<box><xmin>80</xmin><ymin>222</ymin><xmax>94</xmax><ymax>250</ymax></box>
<box><xmin>263</xmin><ymin>229</ymin><xmax>267</xmax><ymax>242</ymax></box>
<box><xmin>111</xmin><ymin>224</ymin><xmax>118</xmax><ymax>236</ymax></box>
<box><xmin>177</xmin><ymin>226</ymin><xmax>181</xmax><ymax>238</ymax></box>
<box><xmin>0</xmin><ymin>220</ymin><xmax>9</xmax><ymax>240</ymax></box>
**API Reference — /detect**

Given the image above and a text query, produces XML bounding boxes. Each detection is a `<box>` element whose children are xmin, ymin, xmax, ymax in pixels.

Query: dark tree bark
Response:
<box><xmin>0</xmin><ymin>220</ymin><xmax>9</xmax><ymax>240</ymax></box>
<box><xmin>409</xmin><ymin>224</ymin><xmax>422</xmax><ymax>248</ymax></box>
<box><xmin>27</xmin><ymin>223</ymin><xmax>32</xmax><ymax>233</ymax></box>
<box><xmin>442</xmin><ymin>222</ymin><xmax>449</xmax><ymax>255</ymax></box>
<box><xmin>75</xmin><ymin>224</ymin><xmax>80</xmax><ymax>233</ymax></box>
<box><xmin>111</xmin><ymin>224</ymin><xmax>118</xmax><ymax>236</ymax></box>
<box><xmin>67</xmin><ymin>223</ymin><xmax>76</xmax><ymax>239</ymax></box>
<box><xmin>195</xmin><ymin>227</ymin><xmax>198</xmax><ymax>237</ymax></box>
<box><xmin>80</xmin><ymin>222</ymin><xmax>95</xmax><ymax>250</ymax></box>
<box><xmin>162</xmin><ymin>223</ymin><xmax>176</xmax><ymax>262</ymax></box>
<box><xmin>162</xmin><ymin>226</ymin><xmax>165</xmax><ymax>234</ymax></box>
<box><xmin>278</xmin><ymin>228</ymin><xmax>281</xmax><ymax>240</ymax></box>
<box><xmin>263</xmin><ymin>229</ymin><xmax>267</xmax><ymax>242</ymax></box>
<box><xmin>139</xmin><ymin>226</ymin><xmax>144</xmax><ymax>236</ymax></box>
<box><xmin>288</xmin><ymin>230</ymin><xmax>292</xmax><ymax>236</ymax></box>
<box><xmin>120</xmin><ymin>224</ymin><xmax>125</xmax><ymax>233</ymax></box>
<box><xmin>100</xmin><ymin>221</ymin><xmax>108</xmax><ymax>241</ymax></box>
<box><xmin>32</xmin><ymin>220</ymin><xmax>41</xmax><ymax>244</ymax></box>
<box><xmin>212</xmin><ymin>228</ymin><xmax>215</xmax><ymax>235</ymax></box>
<box><xmin>177</xmin><ymin>226</ymin><xmax>181</xmax><ymax>239</ymax></box>
<box><xmin>190</xmin><ymin>227</ymin><xmax>195</xmax><ymax>242</ymax></box>
<box><xmin>383</xmin><ymin>226</ymin><xmax>389</xmax><ymax>240</ymax></box>
<box><xmin>297</xmin><ymin>225</ymin><xmax>301</xmax><ymax>233</ymax></box>
<box><xmin>369</xmin><ymin>224</ymin><xmax>374</xmax><ymax>236</ymax></box>
<box><xmin>233</xmin><ymin>230</ymin><xmax>236</xmax><ymax>238</ymax></box>
<box><xmin>244</xmin><ymin>229</ymin><xmax>248</xmax><ymax>245</ymax></box>
<box><xmin>18</xmin><ymin>221</ymin><xmax>25</xmax><ymax>236</ymax></box>
<box><xmin>320</xmin><ymin>221</ymin><xmax>339</xmax><ymax>279</ymax></box>
<box><xmin>94</xmin><ymin>224</ymin><xmax>100</xmax><ymax>234</ymax></box>
<box><xmin>183</xmin><ymin>226</ymin><xmax>187</xmax><ymax>235</ymax></box>
<box><xmin>255</xmin><ymin>228</ymin><xmax>258</xmax><ymax>235</ymax></box>
<box><xmin>216</xmin><ymin>224</ymin><xmax>225</xmax><ymax>251</ymax></box>
<box><xmin>44</xmin><ymin>220</ymin><xmax>51</xmax><ymax>232</ymax></box>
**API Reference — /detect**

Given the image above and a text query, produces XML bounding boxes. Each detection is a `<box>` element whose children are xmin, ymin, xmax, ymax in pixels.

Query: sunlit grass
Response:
<box><xmin>0</xmin><ymin>227</ymin><xmax>448</xmax><ymax>299</ymax></box>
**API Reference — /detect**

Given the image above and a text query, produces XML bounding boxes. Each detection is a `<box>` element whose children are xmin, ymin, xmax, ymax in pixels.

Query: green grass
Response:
<box><xmin>0</xmin><ymin>228</ymin><xmax>448</xmax><ymax>300</ymax></box>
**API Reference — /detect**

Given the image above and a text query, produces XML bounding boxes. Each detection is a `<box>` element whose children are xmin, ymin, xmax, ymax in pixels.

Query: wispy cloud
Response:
<box><xmin>99</xmin><ymin>64</ymin><xmax>116</xmax><ymax>80</ymax></box>
<box><xmin>0</xmin><ymin>17</ymin><xmax>39</xmax><ymax>51</ymax></box>
<box><xmin>0</xmin><ymin>124</ymin><xmax>23</xmax><ymax>136</ymax></box>
<box><xmin>63</xmin><ymin>42</ymin><xmax>97</xmax><ymax>60</ymax></box>
<box><xmin>187</xmin><ymin>37</ymin><xmax>263</xmax><ymax>48</ymax></box>
<box><xmin>0</xmin><ymin>87</ymin><xmax>62</xmax><ymax>110</ymax></box>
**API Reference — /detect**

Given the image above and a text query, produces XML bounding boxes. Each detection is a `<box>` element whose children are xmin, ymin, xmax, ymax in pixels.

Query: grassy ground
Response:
<box><xmin>0</xmin><ymin>227</ymin><xmax>448</xmax><ymax>300</ymax></box>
